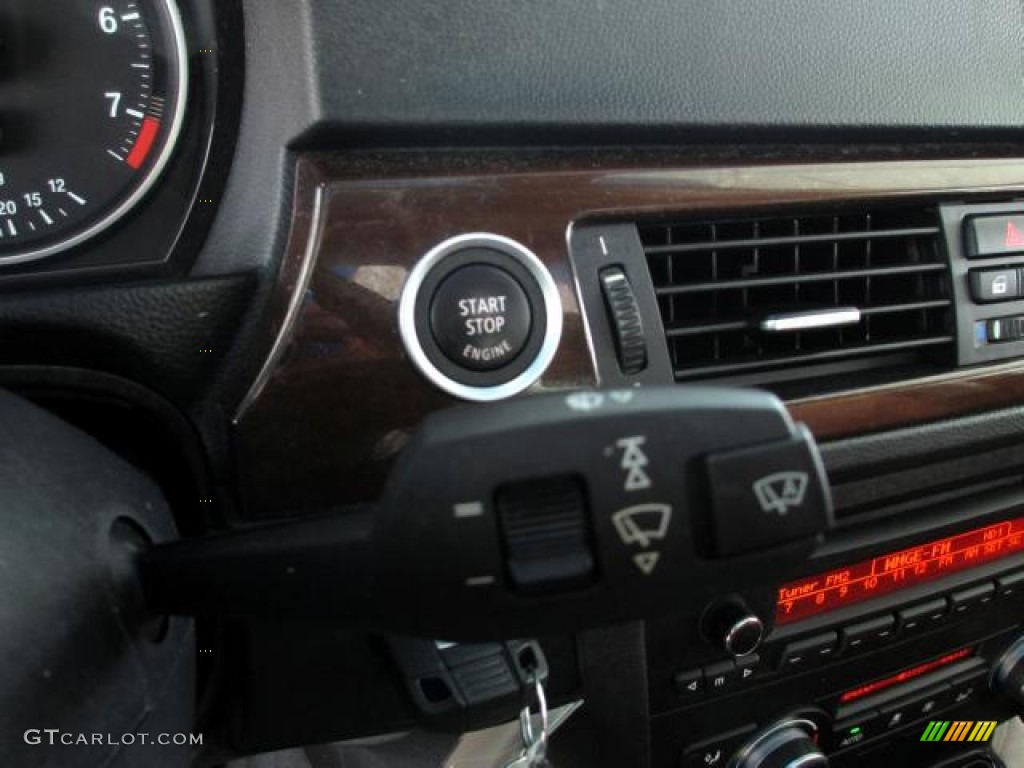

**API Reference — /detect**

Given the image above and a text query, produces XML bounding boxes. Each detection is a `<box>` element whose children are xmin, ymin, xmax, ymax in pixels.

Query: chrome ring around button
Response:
<box><xmin>724</xmin><ymin>615</ymin><xmax>765</xmax><ymax>657</ymax></box>
<box><xmin>398</xmin><ymin>233</ymin><xmax>563</xmax><ymax>402</ymax></box>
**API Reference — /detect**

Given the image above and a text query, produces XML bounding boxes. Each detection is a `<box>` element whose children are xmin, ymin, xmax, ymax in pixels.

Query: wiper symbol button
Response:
<box><xmin>752</xmin><ymin>472</ymin><xmax>808</xmax><ymax>516</ymax></box>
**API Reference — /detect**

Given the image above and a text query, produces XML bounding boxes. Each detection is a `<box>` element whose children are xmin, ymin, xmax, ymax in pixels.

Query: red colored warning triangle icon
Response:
<box><xmin>1006</xmin><ymin>221</ymin><xmax>1024</xmax><ymax>248</ymax></box>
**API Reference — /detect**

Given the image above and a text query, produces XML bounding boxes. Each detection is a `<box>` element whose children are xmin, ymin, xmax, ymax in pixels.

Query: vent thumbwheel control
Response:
<box><xmin>599</xmin><ymin>266</ymin><xmax>648</xmax><ymax>375</ymax></box>
<box><xmin>399</xmin><ymin>233</ymin><xmax>563</xmax><ymax>402</ymax></box>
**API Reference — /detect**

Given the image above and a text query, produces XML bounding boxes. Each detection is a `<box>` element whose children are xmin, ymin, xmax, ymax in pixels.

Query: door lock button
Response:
<box><xmin>969</xmin><ymin>267</ymin><xmax>1020</xmax><ymax>303</ymax></box>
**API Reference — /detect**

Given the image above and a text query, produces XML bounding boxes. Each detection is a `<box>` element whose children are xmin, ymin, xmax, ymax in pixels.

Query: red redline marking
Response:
<box><xmin>839</xmin><ymin>648</ymin><xmax>973</xmax><ymax>704</ymax></box>
<box><xmin>126</xmin><ymin>116</ymin><xmax>160</xmax><ymax>170</ymax></box>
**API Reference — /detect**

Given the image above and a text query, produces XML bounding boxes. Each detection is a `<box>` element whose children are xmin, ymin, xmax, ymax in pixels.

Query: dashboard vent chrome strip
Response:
<box><xmin>640</xmin><ymin>207</ymin><xmax>954</xmax><ymax>384</ymax></box>
<box><xmin>761</xmin><ymin>308</ymin><xmax>862</xmax><ymax>333</ymax></box>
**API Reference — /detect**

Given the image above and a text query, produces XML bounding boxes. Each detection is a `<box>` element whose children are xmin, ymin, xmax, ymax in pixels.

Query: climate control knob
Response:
<box><xmin>731</xmin><ymin>719</ymin><xmax>827</xmax><ymax>768</ymax></box>
<box><xmin>993</xmin><ymin>636</ymin><xmax>1024</xmax><ymax>708</ymax></box>
<box><xmin>704</xmin><ymin>598</ymin><xmax>765</xmax><ymax>658</ymax></box>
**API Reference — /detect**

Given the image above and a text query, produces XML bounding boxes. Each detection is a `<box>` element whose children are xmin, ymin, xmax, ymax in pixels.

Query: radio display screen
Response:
<box><xmin>776</xmin><ymin>516</ymin><xmax>1024</xmax><ymax>625</ymax></box>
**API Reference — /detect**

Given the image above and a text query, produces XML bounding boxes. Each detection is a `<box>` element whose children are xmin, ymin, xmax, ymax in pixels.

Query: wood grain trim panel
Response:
<box><xmin>234</xmin><ymin>153</ymin><xmax>1024</xmax><ymax>516</ymax></box>
<box><xmin>790</xmin><ymin>361</ymin><xmax>1024</xmax><ymax>441</ymax></box>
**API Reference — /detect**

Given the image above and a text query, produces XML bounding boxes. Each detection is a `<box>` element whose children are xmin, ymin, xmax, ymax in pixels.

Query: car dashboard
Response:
<box><xmin>5</xmin><ymin>3</ymin><xmax>1024</xmax><ymax>768</ymax></box>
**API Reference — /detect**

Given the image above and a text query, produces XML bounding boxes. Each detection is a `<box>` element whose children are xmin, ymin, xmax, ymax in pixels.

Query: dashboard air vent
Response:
<box><xmin>640</xmin><ymin>207</ymin><xmax>953</xmax><ymax>384</ymax></box>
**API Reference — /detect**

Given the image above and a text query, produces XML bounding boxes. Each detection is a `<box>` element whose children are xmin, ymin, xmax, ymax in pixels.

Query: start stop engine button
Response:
<box><xmin>399</xmin><ymin>233</ymin><xmax>563</xmax><ymax>402</ymax></box>
<box><xmin>429</xmin><ymin>264</ymin><xmax>532</xmax><ymax>371</ymax></box>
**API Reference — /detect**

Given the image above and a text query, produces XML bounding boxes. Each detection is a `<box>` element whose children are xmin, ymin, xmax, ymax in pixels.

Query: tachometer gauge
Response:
<box><xmin>0</xmin><ymin>0</ymin><xmax>188</xmax><ymax>264</ymax></box>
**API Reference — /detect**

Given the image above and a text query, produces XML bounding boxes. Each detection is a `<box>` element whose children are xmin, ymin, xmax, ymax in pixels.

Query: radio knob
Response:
<box><xmin>992</xmin><ymin>636</ymin><xmax>1024</xmax><ymax>707</ymax></box>
<box><xmin>731</xmin><ymin>719</ymin><xmax>827</xmax><ymax>768</ymax></box>
<box><xmin>704</xmin><ymin>598</ymin><xmax>765</xmax><ymax>657</ymax></box>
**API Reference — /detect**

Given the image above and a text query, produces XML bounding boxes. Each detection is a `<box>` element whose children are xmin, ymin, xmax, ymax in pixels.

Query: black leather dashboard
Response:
<box><xmin>295</xmin><ymin>0</ymin><xmax>1024</xmax><ymax>140</ymax></box>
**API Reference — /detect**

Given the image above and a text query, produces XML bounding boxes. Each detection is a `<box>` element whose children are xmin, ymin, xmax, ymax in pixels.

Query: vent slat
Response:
<box><xmin>664</xmin><ymin>299</ymin><xmax>953</xmax><ymax>339</ymax></box>
<box><xmin>643</xmin><ymin>226</ymin><xmax>941</xmax><ymax>256</ymax></box>
<box><xmin>859</xmin><ymin>299</ymin><xmax>952</xmax><ymax>316</ymax></box>
<box><xmin>655</xmin><ymin>263</ymin><xmax>947</xmax><ymax>296</ymax></box>
<box><xmin>642</xmin><ymin>207</ymin><xmax>954</xmax><ymax>387</ymax></box>
<box><xmin>665</xmin><ymin>320</ymin><xmax>750</xmax><ymax>338</ymax></box>
<box><xmin>673</xmin><ymin>337</ymin><xmax>954</xmax><ymax>380</ymax></box>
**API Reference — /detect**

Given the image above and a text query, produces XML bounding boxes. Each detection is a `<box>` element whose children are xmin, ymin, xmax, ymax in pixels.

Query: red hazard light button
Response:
<box><xmin>967</xmin><ymin>214</ymin><xmax>1024</xmax><ymax>258</ymax></box>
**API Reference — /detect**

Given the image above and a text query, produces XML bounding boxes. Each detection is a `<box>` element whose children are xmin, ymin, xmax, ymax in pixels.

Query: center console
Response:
<box><xmin>648</xmin><ymin>502</ymin><xmax>1024</xmax><ymax>767</ymax></box>
<box><xmin>219</xmin><ymin>151</ymin><xmax>1024</xmax><ymax>763</ymax></box>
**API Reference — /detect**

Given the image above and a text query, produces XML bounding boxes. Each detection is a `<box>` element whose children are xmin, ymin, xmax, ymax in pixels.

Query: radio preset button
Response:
<box><xmin>897</xmin><ymin>597</ymin><xmax>948</xmax><ymax>634</ymax></box>
<box><xmin>997</xmin><ymin>570</ymin><xmax>1024</xmax><ymax>597</ymax></box>
<box><xmin>950</xmin><ymin>583</ymin><xmax>996</xmax><ymax>616</ymax></box>
<box><xmin>779</xmin><ymin>631</ymin><xmax>837</xmax><ymax>670</ymax></box>
<box><xmin>841</xmin><ymin>615</ymin><xmax>896</xmax><ymax>653</ymax></box>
